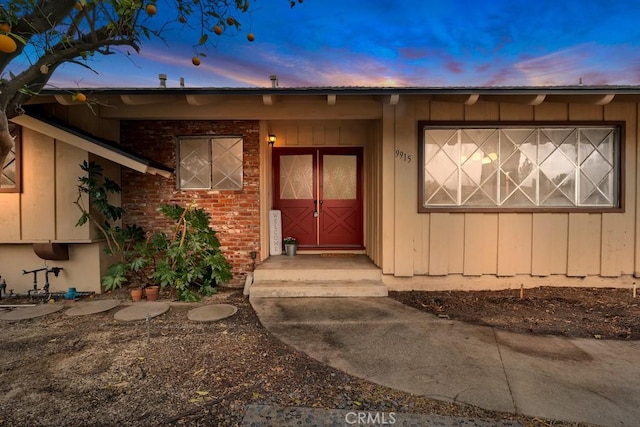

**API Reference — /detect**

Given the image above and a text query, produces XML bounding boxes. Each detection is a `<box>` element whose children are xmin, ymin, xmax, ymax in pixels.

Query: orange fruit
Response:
<box><xmin>226</xmin><ymin>16</ymin><xmax>235</xmax><ymax>25</ymax></box>
<box><xmin>0</xmin><ymin>34</ymin><xmax>17</xmax><ymax>53</ymax></box>
<box><xmin>213</xmin><ymin>25</ymin><xmax>223</xmax><ymax>35</ymax></box>
<box><xmin>192</xmin><ymin>56</ymin><xmax>201</xmax><ymax>66</ymax></box>
<box><xmin>74</xmin><ymin>93</ymin><xmax>87</xmax><ymax>102</ymax></box>
<box><xmin>247</xmin><ymin>32</ymin><xmax>255</xmax><ymax>42</ymax></box>
<box><xmin>74</xmin><ymin>3</ymin><xmax>82</xmax><ymax>11</ymax></box>
<box><xmin>145</xmin><ymin>4</ymin><xmax>157</xmax><ymax>16</ymax></box>
<box><xmin>0</xmin><ymin>23</ymin><xmax>11</xmax><ymax>33</ymax></box>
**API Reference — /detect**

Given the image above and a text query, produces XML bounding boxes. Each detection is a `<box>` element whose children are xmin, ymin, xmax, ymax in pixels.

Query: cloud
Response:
<box><xmin>43</xmin><ymin>0</ymin><xmax>640</xmax><ymax>89</ymax></box>
<box><xmin>445</xmin><ymin>59</ymin><xmax>464</xmax><ymax>74</ymax></box>
<box><xmin>516</xmin><ymin>43</ymin><xmax>640</xmax><ymax>86</ymax></box>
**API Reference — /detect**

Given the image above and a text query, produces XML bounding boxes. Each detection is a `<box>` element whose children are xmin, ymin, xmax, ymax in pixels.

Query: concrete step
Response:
<box><xmin>253</xmin><ymin>267</ymin><xmax>382</xmax><ymax>283</ymax></box>
<box><xmin>249</xmin><ymin>280</ymin><xmax>388</xmax><ymax>298</ymax></box>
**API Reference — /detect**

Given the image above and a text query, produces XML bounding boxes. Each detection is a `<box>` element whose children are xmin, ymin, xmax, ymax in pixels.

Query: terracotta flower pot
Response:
<box><xmin>131</xmin><ymin>288</ymin><xmax>143</xmax><ymax>302</ymax></box>
<box><xmin>145</xmin><ymin>286</ymin><xmax>160</xmax><ymax>301</ymax></box>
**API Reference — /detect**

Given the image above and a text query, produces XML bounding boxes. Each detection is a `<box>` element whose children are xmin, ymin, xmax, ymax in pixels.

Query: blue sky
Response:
<box><xmin>48</xmin><ymin>0</ymin><xmax>640</xmax><ymax>89</ymax></box>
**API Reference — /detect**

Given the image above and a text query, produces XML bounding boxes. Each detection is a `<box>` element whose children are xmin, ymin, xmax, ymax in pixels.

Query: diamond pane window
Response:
<box><xmin>0</xmin><ymin>124</ymin><xmax>21</xmax><ymax>193</ymax></box>
<box><xmin>419</xmin><ymin>124</ymin><xmax>621</xmax><ymax>211</ymax></box>
<box><xmin>212</xmin><ymin>137</ymin><xmax>243</xmax><ymax>190</ymax></box>
<box><xmin>178</xmin><ymin>136</ymin><xmax>243</xmax><ymax>190</ymax></box>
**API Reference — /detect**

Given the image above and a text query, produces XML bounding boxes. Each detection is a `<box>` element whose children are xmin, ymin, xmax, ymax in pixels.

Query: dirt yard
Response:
<box><xmin>390</xmin><ymin>286</ymin><xmax>640</xmax><ymax>340</ymax></box>
<box><xmin>1</xmin><ymin>286</ymin><xmax>632</xmax><ymax>426</ymax></box>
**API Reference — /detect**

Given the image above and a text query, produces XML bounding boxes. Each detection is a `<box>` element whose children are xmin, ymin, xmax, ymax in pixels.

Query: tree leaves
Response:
<box><xmin>1</xmin><ymin>1</ymin><xmax>303</xmax><ymax>117</ymax></box>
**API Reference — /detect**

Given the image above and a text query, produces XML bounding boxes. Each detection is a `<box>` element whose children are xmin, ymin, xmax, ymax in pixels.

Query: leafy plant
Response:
<box><xmin>0</xmin><ymin>2</ymin><xmax>305</xmax><ymax>173</ymax></box>
<box><xmin>76</xmin><ymin>161</ymin><xmax>123</xmax><ymax>237</ymax></box>
<box><xmin>283</xmin><ymin>236</ymin><xmax>297</xmax><ymax>245</ymax></box>
<box><xmin>75</xmin><ymin>161</ymin><xmax>232</xmax><ymax>300</ymax></box>
<box><xmin>75</xmin><ymin>160</ymin><xmax>147</xmax><ymax>289</ymax></box>
<box><xmin>149</xmin><ymin>203</ymin><xmax>232</xmax><ymax>301</ymax></box>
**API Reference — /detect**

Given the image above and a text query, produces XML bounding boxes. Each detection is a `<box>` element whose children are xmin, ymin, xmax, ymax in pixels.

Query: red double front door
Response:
<box><xmin>274</xmin><ymin>147</ymin><xmax>363</xmax><ymax>249</ymax></box>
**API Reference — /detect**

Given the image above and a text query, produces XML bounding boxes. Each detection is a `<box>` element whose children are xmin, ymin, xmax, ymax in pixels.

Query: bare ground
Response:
<box><xmin>1</xmin><ymin>287</ymin><xmax>631</xmax><ymax>426</ymax></box>
<box><xmin>389</xmin><ymin>286</ymin><xmax>640</xmax><ymax>341</ymax></box>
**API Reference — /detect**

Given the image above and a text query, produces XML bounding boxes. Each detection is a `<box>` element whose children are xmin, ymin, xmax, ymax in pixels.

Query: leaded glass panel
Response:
<box><xmin>421</xmin><ymin>125</ymin><xmax>620</xmax><ymax>210</ymax></box>
<box><xmin>280</xmin><ymin>154</ymin><xmax>313</xmax><ymax>199</ymax></box>
<box><xmin>212</xmin><ymin>137</ymin><xmax>243</xmax><ymax>190</ymax></box>
<box><xmin>0</xmin><ymin>124</ymin><xmax>20</xmax><ymax>192</ymax></box>
<box><xmin>323</xmin><ymin>155</ymin><xmax>356</xmax><ymax>199</ymax></box>
<box><xmin>178</xmin><ymin>136</ymin><xmax>243</xmax><ymax>190</ymax></box>
<box><xmin>179</xmin><ymin>138</ymin><xmax>211</xmax><ymax>189</ymax></box>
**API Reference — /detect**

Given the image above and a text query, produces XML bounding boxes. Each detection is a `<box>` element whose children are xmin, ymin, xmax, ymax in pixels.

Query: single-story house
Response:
<box><xmin>2</xmin><ymin>84</ymin><xmax>640</xmax><ymax>295</ymax></box>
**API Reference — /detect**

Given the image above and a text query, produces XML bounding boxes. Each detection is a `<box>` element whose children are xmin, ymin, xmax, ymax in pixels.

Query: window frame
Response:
<box><xmin>176</xmin><ymin>135</ymin><xmax>244</xmax><ymax>191</ymax></box>
<box><xmin>417</xmin><ymin>121</ymin><xmax>625</xmax><ymax>213</ymax></box>
<box><xmin>0</xmin><ymin>124</ymin><xmax>21</xmax><ymax>193</ymax></box>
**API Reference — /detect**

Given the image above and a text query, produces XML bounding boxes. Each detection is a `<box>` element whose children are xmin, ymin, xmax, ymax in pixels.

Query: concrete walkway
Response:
<box><xmin>251</xmin><ymin>297</ymin><xmax>640</xmax><ymax>427</ymax></box>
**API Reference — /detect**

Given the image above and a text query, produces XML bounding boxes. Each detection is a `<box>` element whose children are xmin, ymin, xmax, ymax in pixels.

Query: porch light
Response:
<box><xmin>268</xmin><ymin>134</ymin><xmax>277</xmax><ymax>146</ymax></box>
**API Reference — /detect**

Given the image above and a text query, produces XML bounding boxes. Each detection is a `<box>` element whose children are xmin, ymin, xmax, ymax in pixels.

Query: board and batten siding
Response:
<box><xmin>268</xmin><ymin>120</ymin><xmax>371</xmax><ymax>147</ymax></box>
<box><xmin>0</xmin><ymin>111</ymin><xmax>121</xmax><ymax>294</ymax></box>
<box><xmin>0</xmin><ymin>127</ymin><xmax>120</xmax><ymax>244</ymax></box>
<box><xmin>386</xmin><ymin>98</ymin><xmax>638</xmax><ymax>287</ymax></box>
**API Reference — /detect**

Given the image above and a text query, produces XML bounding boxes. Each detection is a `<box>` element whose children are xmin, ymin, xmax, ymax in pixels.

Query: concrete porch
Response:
<box><xmin>249</xmin><ymin>254</ymin><xmax>387</xmax><ymax>297</ymax></box>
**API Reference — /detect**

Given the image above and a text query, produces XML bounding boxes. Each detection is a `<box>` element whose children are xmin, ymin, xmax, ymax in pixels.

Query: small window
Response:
<box><xmin>177</xmin><ymin>136</ymin><xmax>243</xmax><ymax>190</ymax></box>
<box><xmin>0</xmin><ymin>123</ymin><xmax>21</xmax><ymax>193</ymax></box>
<box><xmin>418</xmin><ymin>122</ymin><xmax>623</xmax><ymax>212</ymax></box>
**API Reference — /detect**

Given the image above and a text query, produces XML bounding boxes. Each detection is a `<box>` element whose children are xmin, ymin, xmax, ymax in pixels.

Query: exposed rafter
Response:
<box><xmin>54</xmin><ymin>95</ymin><xmax>75</xmax><ymax>106</ymax></box>
<box><xmin>592</xmin><ymin>93</ymin><xmax>616</xmax><ymax>105</ymax></box>
<box><xmin>185</xmin><ymin>95</ymin><xmax>226</xmax><ymax>106</ymax></box>
<box><xmin>545</xmin><ymin>94</ymin><xmax>615</xmax><ymax>105</ymax></box>
<box><xmin>39</xmin><ymin>87</ymin><xmax>631</xmax><ymax>111</ymax></box>
<box><xmin>263</xmin><ymin>95</ymin><xmax>275</xmax><ymax>106</ymax></box>
<box><xmin>385</xmin><ymin>94</ymin><xmax>400</xmax><ymax>105</ymax></box>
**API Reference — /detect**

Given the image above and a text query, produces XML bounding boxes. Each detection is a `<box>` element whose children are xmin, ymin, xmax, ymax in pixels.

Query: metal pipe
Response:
<box><xmin>0</xmin><ymin>276</ymin><xmax>6</xmax><ymax>300</ymax></box>
<box><xmin>0</xmin><ymin>304</ymin><xmax>37</xmax><ymax>308</ymax></box>
<box><xmin>1</xmin><ymin>291</ymin><xmax>94</xmax><ymax>299</ymax></box>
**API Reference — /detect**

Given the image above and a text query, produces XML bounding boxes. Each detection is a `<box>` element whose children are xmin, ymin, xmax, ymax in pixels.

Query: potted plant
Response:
<box><xmin>75</xmin><ymin>162</ymin><xmax>232</xmax><ymax>302</ymax></box>
<box><xmin>144</xmin><ymin>284</ymin><xmax>160</xmax><ymax>301</ymax></box>
<box><xmin>283</xmin><ymin>236</ymin><xmax>298</xmax><ymax>256</ymax></box>
<box><xmin>102</xmin><ymin>204</ymin><xmax>232</xmax><ymax>302</ymax></box>
<box><xmin>130</xmin><ymin>287</ymin><xmax>143</xmax><ymax>302</ymax></box>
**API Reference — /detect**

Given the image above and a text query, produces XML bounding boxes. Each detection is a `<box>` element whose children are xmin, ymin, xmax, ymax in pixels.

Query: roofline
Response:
<box><xmin>37</xmin><ymin>85</ymin><xmax>640</xmax><ymax>97</ymax></box>
<box><xmin>11</xmin><ymin>110</ymin><xmax>173</xmax><ymax>177</ymax></box>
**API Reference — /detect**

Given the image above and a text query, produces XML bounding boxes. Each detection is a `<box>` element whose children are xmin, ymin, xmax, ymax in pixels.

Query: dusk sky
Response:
<box><xmin>47</xmin><ymin>0</ymin><xmax>640</xmax><ymax>89</ymax></box>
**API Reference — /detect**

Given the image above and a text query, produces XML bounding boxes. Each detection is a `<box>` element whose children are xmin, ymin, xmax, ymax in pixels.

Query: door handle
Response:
<box><xmin>313</xmin><ymin>200</ymin><xmax>319</xmax><ymax>217</ymax></box>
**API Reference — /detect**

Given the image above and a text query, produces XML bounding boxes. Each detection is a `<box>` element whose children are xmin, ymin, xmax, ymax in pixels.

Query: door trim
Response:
<box><xmin>273</xmin><ymin>147</ymin><xmax>364</xmax><ymax>250</ymax></box>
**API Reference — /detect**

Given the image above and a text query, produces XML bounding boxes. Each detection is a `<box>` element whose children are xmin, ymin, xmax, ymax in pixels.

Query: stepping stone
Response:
<box><xmin>64</xmin><ymin>300</ymin><xmax>120</xmax><ymax>316</ymax></box>
<box><xmin>0</xmin><ymin>304</ymin><xmax>65</xmax><ymax>321</ymax></box>
<box><xmin>113</xmin><ymin>301</ymin><xmax>169</xmax><ymax>322</ymax></box>
<box><xmin>188</xmin><ymin>304</ymin><xmax>237</xmax><ymax>322</ymax></box>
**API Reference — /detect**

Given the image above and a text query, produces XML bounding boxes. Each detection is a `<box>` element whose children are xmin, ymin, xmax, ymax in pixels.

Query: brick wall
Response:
<box><xmin>120</xmin><ymin>120</ymin><xmax>261</xmax><ymax>286</ymax></box>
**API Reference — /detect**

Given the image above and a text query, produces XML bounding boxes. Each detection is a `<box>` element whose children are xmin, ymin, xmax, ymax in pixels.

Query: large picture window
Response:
<box><xmin>177</xmin><ymin>136</ymin><xmax>243</xmax><ymax>190</ymax></box>
<box><xmin>418</xmin><ymin>122</ymin><xmax>623</xmax><ymax>212</ymax></box>
<box><xmin>0</xmin><ymin>123</ymin><xmax>21</xmax><ymax>193</ymax></box>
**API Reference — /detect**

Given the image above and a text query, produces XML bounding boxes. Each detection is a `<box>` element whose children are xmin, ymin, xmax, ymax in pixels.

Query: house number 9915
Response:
<box><xmin>395</xmin><ymin>149</ymin><xmax>412</xmax><ymax>163</ymax></box>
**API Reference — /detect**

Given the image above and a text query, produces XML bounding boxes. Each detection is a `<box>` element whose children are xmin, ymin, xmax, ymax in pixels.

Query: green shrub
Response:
<box><xmin>75</xmin><ymin>161</ymin><xmax>232</xmax><ymax>300</ymax></box>
<box><xmin>149</xmin><ymin>204</ymin><xmax>232</xmax><ymax>301</ymax></box>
